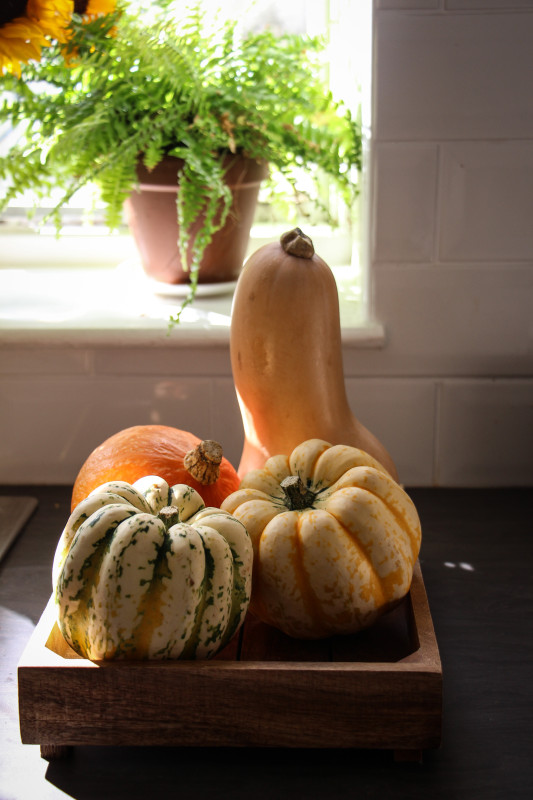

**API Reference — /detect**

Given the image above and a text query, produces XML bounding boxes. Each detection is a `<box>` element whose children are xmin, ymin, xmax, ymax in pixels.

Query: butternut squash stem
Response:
<box><xmin>184</xmin><ymin>440</ymin><xmax>223</xmax><ymax>485</ymax></box>
<box><xmin>280</xmin><ymin>475</ymin><xmax>315</xmax><ymax>511</ymax></box>
<box><xmin>280</xmin><ymin>227</ymin><xmax>314</xmax><ymax>259</ymax></box>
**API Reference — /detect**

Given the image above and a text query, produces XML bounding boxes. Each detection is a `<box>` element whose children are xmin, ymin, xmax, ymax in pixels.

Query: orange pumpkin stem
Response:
<box><xmin>184</xmin><ymin>440</ymin><xmax>223</xmax><ymax>485</ymax></box>
<box><xmin>280</xmin><ymin>227</ymin><xmax>315</xmax><ymax>259</ymax></box>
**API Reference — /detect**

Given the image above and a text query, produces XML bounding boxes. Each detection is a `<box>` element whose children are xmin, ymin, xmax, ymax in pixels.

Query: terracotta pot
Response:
<box><xmin>125</xmin><ymin>154</ymin><xmax>267</xmax><ymax>285</ymax></box>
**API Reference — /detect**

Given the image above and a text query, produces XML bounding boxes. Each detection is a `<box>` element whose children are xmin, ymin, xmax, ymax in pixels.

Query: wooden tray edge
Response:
<box><xmin>18</xmin><ymin>564</ymin><xmax>443</xmax><ymax>753</ymax></box>
<box><xmin>18</xmin><ymin>562</ymin><xmax>442</xmax><ymax>674</ymax></box>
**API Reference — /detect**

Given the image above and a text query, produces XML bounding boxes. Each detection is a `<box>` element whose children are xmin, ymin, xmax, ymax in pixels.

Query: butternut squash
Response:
<box><xmin>230</xmin><ymin>228</ymin><xmax>398</xmax><ymax>480</ymax></box>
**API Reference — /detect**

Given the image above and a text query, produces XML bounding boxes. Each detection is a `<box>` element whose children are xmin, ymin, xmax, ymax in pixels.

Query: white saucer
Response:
<box><xmin>115</xmin><ymin>261</ymin><xmax>239</xmax><ymax>298</ymax></box>
<box><xmin>147</xmin><ymin>279</ymin><xmax>238</xmax><ymax>298</ymax></box>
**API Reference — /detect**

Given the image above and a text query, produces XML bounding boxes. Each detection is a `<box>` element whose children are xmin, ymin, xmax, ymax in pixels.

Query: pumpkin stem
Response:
<box><xmin>280</xmin><ymin>475</ymin><xmax>315</xmax><ymax>510</ymax></box>
<box><xmin>158</xmin><ymin>505</ymin><xmax>182</xmax><ymax>530</ymax></box>
<box><xmin>280</xmin><ymin>228</ymin><xmax>315</xmax><ymax>259</ymax></box>
<box><xmin>184</xmin><ymin>439</ymin><xmax>223</xmax><ymax>485</ymax></box>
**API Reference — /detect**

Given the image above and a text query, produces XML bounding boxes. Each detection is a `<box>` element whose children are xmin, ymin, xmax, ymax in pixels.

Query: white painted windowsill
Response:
<box><xmin>0</xmin><ymin>231</ymin><xmax>385</xmax><ymax>349</ymax></box>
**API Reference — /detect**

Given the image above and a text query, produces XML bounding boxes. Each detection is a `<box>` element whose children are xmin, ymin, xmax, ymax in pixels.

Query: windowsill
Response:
<box><xmin>0</xmin><ymin>228</ymin><xmax>385</xmax><ymax>349</ymax></box>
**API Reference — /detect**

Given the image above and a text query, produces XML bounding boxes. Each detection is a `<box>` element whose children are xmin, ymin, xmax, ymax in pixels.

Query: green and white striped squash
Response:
<box><xmin>52</xmin><ymin>475</ymin><xmax>253</xmax><ymax>661</ymax></box>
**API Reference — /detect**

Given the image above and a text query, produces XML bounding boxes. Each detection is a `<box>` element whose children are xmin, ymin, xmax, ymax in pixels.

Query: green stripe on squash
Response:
<box><xmin>53</xmin><ymin>477</ymin><xmax>253</xmax><ymax>661</ymax></box>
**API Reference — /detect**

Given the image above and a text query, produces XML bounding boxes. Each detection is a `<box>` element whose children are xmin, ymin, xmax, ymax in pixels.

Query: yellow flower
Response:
<box><xmin>0</xmin><ymin>0</ymin><xmax>74</xmax><ymax>76</ymax></box>
<box><xmin>74</xmin><ymin>0</ymin><xmax>117</xmax><ymax>20</ymax></box>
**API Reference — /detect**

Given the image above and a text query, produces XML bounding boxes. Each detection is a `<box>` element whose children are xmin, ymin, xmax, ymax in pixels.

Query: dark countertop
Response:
<box><xmin>1</xmin><ymin>485</ymin><xmax>532</xmax><ymax>800</ymax></box>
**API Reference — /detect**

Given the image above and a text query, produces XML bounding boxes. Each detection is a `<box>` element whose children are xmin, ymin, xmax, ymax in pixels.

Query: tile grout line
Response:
<box><xmin>432</xmin><ymin>380</ymin><xmax>442</xmax><ymax>487</ymax></box>
<box><xmin>433</xmin><ymin>142</ymin><xmax>443</xmax><ymax>265</ymax></box>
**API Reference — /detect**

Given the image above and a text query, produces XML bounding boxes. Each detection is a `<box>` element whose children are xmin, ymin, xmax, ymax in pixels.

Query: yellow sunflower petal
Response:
<box><xmin>3</xmin><ymin>36</ymin><xmax>44</xmax><ymax>59</ymax></box>
<box><xmin>84</xmin><ymin>1</ymin><xmax>117</xmax><ymax>17</ymax></box>
<box><xmin>0</xmin><ymin>1</ymin><xmax>73</xmax><ymax>75</ymax></box>
<box><xmin>0</xmin><ymin>58</ymin><xmax>21</xmax><ymax>77</ymax></box>
<box><xmin>1</xmin><ymin>28</ymin><xmax>40</xmax><ymax>75</ymax></box>
<box><xmin>1</xmin><ymin>20</ymin><xmax>49</xmax><ymax>46</ymax></box>
<box><xmin>27</xmin><ymin>0</ymin><xmax>74</xmax><ymax>42</ymax></box>
<box><xmin>27</xmin><ymin>0</ymin><xmax>74</xmax><ymax>22</ymax></box>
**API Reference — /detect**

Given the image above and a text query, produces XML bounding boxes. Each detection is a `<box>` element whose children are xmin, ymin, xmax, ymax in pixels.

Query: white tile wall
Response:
<box><xmin>376</xmin><ymin>1</ymin><xmax>439</xmax><ymax>9</ymax></box>
<box><xmin>374</xmin><ymin>9</ymin><xmax>533</xmax><ymax>140</ymax></box>
<box><xmin>211</xmin><ymin>377</ymin><xmax>246</xmax><ymax>469</ymax></box>
<box><xmin>372</xmin><ymin>143</ymin><xmax>438</xmax><ymax>263</ymax></box>
<box><xmin>0</xmin><ymin>348</ymin><xmax>90</xmax><ymax>375</ymax></box>
<box><xmin>439</xmin><ymin>142</ymin><xmax>533</xmax><ymax>262</ymax></box>
<box><xmin>1</xmin><ymin>1</ymin><xmax>533</xmax><ymax>488</ymax></box>
<box><xmin>92</xmin><ymin>344</ymin><xmax>233</xmax><ymax>377</ymax></box>
<box><xmin>345</xmin><ymin>378</ymin><xmax>436</xmax><ymax>485</ymax></box>
<box><xmin>437</xmin><ymin>380</ymin><xmax>533</xmax><ymax>486</ymax></box>
<box><xmin>369</xmin><ymin>264</ymin><xmax>533</xmax><ymax>376</ymax></box>
<box><xmin>446</xmin><ymin>2</ymin><xmax>533</xmax><ymax>9</ymax></box>
<box><xmin>368</xmin><ymin>0</ymin><xmax>533</xmax><ymax>485</ymax></box>
<box><xmin>1</xmin><ymin>342</ymin><xmax>532</xmax><ymax>486</ymax></box>
<box><xmin>1</xmin><ymin>375</ymin><xmax>214</xmax><ymax>484</ymax></box>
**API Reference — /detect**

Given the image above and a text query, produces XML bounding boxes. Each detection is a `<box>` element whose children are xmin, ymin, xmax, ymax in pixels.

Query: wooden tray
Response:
<box><xmin>18</xmin><ymin>562</ymin><xmax>442</xmax><ymax>762</ymax></box>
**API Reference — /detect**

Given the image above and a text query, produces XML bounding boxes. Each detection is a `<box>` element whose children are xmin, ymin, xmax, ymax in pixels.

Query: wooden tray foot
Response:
<box><xmin>393</xmin><ymin>748</ymin><xmax>423</xmax><ymax>764</ymax></box>
<box><xmin>40</xmin><ymin>744</ymin><xmax>72</xmax><ymax>761</ymax></box>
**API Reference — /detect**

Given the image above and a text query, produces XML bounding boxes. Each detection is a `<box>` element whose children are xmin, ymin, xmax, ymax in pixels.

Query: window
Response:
<box><xmin>0</xmin><ymin>1</ymin><xmax>372</xmax><ymax>329</ymax></box>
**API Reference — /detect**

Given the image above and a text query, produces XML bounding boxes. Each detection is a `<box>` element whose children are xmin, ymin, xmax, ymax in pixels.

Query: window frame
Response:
<box><xmin>0</xmin><ymin>1</ymin><xmax>373</xmax><ymax>322</ymax></box>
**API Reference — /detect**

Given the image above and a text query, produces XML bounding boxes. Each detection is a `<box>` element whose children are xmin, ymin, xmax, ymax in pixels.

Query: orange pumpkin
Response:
<box><xmin>71</xmin><ymin>425</ymin><xmax>240</xmax><ymax>511</ymax></box>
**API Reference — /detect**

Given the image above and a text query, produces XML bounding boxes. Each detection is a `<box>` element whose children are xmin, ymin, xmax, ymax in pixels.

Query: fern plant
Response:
<box><xmin>0</xmin><ymin>1</ymin><xmax>362</xmax><ymax>322</ymax></box>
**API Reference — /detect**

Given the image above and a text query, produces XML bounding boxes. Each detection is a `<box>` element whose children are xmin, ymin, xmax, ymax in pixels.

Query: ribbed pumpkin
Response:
<box><xmin>221</xmin><ymin>439</ymin><xmax>421</xmax><ymax>639</ymax></box>
<box><xmin>54</xmin><ymin>475</ymin><xmax>253</xmax><ymax>660</ymax></box>
<box><xmin>71</xmin><ymin>425</ymin><xmax>240</xmax><ymax>511</ymax></box>
<box><xmin>230</xmin><ymin>228</ymin><xmax>398</xmax><ymax>480</ymax></box>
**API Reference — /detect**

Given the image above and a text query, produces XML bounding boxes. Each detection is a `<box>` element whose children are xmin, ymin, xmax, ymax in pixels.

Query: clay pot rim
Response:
<box><xmin>135</xmin><ymin>153</ymin><xmax>269</xmax><ymax>190</ymax></box>
<box><xmin>136</xmin><ymin>179</ymin><xmax>264</xmax><ymax>192</ymax></box>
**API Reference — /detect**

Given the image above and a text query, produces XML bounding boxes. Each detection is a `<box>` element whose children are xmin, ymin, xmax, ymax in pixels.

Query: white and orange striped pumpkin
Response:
<box><xmin>221</xmin><ymin>439</ymin><xmax>421</xmax><ymax>639</ymax></box>
<box><xmin>53</xmin><ymin>476</ymin><xmax>253</xmax><ymax>660</ymax></box>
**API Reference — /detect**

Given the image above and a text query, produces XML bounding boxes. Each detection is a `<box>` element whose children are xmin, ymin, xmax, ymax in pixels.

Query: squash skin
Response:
<box><xmin>221</xmin><ymin>439</ymin><xmax>421</xmax><ymax>639</ymax></box>
<box><xmin>54</xmin><ymin>476</ymin><xmax>253</xmax><ymax>660</ymax></box>
<box><xmin>71</xmin><ymin>425</ymin><xmax>240</xmax><ymax>512</ymax></box>
<box><xmin>230</xmin><ymin>230</ymin><xmax>398</xmax><ymax>480</ymax></box>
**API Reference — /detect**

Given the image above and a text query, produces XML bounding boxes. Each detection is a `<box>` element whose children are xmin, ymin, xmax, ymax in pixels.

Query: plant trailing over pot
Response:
<box><xmin>0</xmin><ymin>0</ymin><xmax>362</xmax><ymax>322</ymax></box>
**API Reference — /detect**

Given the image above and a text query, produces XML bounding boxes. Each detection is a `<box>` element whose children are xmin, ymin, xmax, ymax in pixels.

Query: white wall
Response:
<box><xmin>1</xmin><ymin>0</ymin><xmax>532</xmax><ymax>487</ymax></box>
<box><xmin>361</xmin><ymin>0</ymin><xmax>533</xmax><ymax>484</ymax></box>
